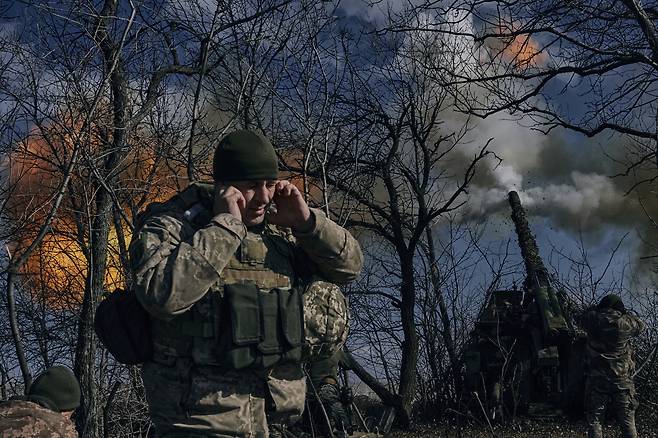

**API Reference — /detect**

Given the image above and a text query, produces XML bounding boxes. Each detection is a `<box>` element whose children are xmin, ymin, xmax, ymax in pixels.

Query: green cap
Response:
<box><xmin>213</xmin><ymin>130</ymin><xmax>279</xmax><ymax>181</ymax></box>
<box><xmin>28</xmin><ymin>366</ymin><xmax>81</xmax><ymax>412</ymax></box>
<box><xmin>598</xmin><ymin>294</ymin><xmax>625</xmax><ymax>313</ymax></box>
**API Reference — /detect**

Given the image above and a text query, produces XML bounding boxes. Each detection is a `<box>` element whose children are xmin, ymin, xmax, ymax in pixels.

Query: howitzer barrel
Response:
<box><xmin>508</xmin><ymin>191</ymin><xmax>568</xmax><ymax>339</ymax></box>
<box><xmin>508</xmin><ymin>191</ymin><xmax>547</xmax><ymax>279</ymax></box>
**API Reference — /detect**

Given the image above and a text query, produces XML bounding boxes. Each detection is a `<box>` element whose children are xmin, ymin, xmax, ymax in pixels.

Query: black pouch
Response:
<box><xmin>222</xmin><ymin>284</ymin><xmax>303</xmax><ymax>370</ymax></box>
<box><xmin>277</xmin><ymin>287</ymin><xmax>303</xmax><ymax>363</ymax></box>
<box><xmin>94</xmin><ymin>289</ymin><xmax>153</xmax><ymax>365</ymax></box>
<box><xmin>223</xmin><ymin>283</ymin><xmax>261</xmax><ymax>369</ymax></box>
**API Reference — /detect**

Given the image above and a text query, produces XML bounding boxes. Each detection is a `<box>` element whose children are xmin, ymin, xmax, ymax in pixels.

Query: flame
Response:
<box><xmin>496</xmin><ymin>24</ymin><xmax>547</xmax><ymax>68</ymax></box>
<box><xmin>7</xmin><ymin>114</ymin><xmax>184</xmax><ymax>306</ymax></box>
<box><xmin>21</xmin><ymin>218</ymin><xmax>127</xmax><ymax>306</ymax></box>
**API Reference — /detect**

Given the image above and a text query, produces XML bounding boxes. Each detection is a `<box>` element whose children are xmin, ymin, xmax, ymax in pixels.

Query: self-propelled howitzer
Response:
<box><xmin>462</xmin><ymin>191</ymin><xmax>585</xmax><ymax>419</ymax></box>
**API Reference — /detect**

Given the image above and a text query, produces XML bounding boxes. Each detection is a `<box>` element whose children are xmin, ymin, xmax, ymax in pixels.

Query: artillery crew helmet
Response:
<box><xmin>303</xmin><ymin>280</ymin><xmax>349</xmax><ymax>361</ymax></box>
<box><xmin>213</xmin><ymin>130</ymin><xmax>279</xmax><ymax>181</ymax></box>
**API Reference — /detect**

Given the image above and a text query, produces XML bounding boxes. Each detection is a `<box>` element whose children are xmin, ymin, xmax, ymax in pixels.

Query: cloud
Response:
<box><xmin>387</xmin><ymin>9</ymin><xmax>639</xmax><ymax>239</ymax></box>
<box><xmin>336</xmin><ymin>0</ymin><xmax>411</xmax><ymax>23</ymax></box>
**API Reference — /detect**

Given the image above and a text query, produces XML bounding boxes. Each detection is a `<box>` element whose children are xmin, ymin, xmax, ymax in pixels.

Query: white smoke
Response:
<box><xmin>462</xmin><ymin>171</ymin><xmax>633</xmax><ymax>229</ymax></box>
<box><xmin>406</xmin><ymin>8</ymin><xmax>640</xmax><ymax>234</ymax></box>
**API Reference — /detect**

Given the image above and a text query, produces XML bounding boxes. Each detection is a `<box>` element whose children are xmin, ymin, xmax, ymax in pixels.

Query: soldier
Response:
<box><xmin>298</xmin><ymin>348</ymin><xmax>386</xmax><ymax>438</ymax></box>
<box><xmin>0</xmin><ymin>365</ymin><xmax>80</xmax><ymax>437</ymax></box>
<box><xmin>305</xmin><ymin>350</ymin><xmax>353</xmax><ymax>437</ymax></box>
<box><xmin>130</xmin><ymin>129</ymin><xmax>363</xmax><ymax>437</ymax></box>
<box><xmin>579</xmin><ymin>294</ymin><xmax>646</xmax><ymax>438</ymax></box>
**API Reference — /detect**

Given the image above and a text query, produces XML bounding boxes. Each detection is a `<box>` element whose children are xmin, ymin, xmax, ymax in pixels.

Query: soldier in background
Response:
<box><xmin>130</xmin><ymin>129</ymin><xmax>362</xmax><ymax>437</ymax></box>
<box><xmin>579</xmin><ymin>294</ymin><xmax>645</xmax><ymax>438</ymax></box>
<box><xmin>0</xmin><ymin>365</ymin><xmax>80</xmax><ymax>437</ymax></box>
<box><xmin>306</xmin><ymin>350</ymin><xmax>353</xmax><ymax>438</ymax></box>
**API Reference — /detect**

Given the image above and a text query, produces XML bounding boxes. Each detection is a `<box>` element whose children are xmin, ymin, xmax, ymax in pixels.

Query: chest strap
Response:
<box><xmin>222</xmin><ymin>268</ymin><xmax>291</xmax><ymax>289</ymax></box>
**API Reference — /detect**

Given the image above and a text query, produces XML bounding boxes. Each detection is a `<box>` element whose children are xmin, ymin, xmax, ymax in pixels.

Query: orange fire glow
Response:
<box><xmin>7</xmin><ymin>115</ymin><xmax>183</xmax><ymax>305</ymax></box>
<box><xmin>496</xmin><ymin>25</ymin><xmax>547</xmax><ymax>69</ymax></box>
<box><xmin>280</xmin><ymin>149</ymin><xmax>325</xmax><ymax>204</ymax></box>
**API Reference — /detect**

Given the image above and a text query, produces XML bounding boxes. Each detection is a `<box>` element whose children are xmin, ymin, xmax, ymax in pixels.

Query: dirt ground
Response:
<box><xmin>385</xmin><ymin>417</ymin><xmax>658</xmax><ymax>437</ymax></box>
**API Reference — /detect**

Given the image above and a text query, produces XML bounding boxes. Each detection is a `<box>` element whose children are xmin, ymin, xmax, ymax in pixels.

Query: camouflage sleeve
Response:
<box><xmin>129</xmin><ymin>212</ymin><xmax>247</xmax><ymax>320</ymax></box>
<box><xmin>292</xmin><ymin>208</ymin><xmax>363</xmax><ymax>285</ymax></box>
<box><xmin>622</xmin><ymin>314</ymin><xmax>646</xmax><ymax>337</ymax></box>
<box><xmin>577</xmin><ymin>310</ymin><xmax>597</xmax><ymax>334</ymax></box>
<box><xmin>0</xmin><ymin>400</ymin><xmax>78</xmax><ymax>437</ymax></box>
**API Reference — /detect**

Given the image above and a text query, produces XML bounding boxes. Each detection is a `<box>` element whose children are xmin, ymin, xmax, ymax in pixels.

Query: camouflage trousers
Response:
<box><xmin>307</xmin><ymin>349</ymin><xmax>342</xmax><ymax>387</ymax></box>
<box><xmin>585</xmin><ymin>376</ymin><xmax>638</xmax><ymax>438</ymax></box>
<box><xmin>141</xmin><ymin>357</ymin><xmax>306</xmax><ymax>437</ymax></box>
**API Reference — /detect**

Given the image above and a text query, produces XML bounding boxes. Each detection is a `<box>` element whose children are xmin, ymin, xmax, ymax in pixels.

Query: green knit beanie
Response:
<box><xmin>598</xmin><ymin>294</ymin><xmax>626</xmax><ymax>313</ymax></box>
<box><xmin>28</xmin><ymin>366</ymin><xmax>81</xmax><ymax>412</ymax></box>
<box><xmin>213</xmin><ymin>130</ymin><xmax>279</xmax><ymax>181</ymax></box>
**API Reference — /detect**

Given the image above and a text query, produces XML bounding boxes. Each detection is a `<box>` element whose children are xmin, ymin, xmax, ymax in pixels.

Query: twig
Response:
<box><xmin>103</xmin><ymin>381</ymin><xmax>121</xmax><ymax>438</ymax></box>
<box><xmin>473</xmin><ymin>391</ymin><xmax>498</xmax><ymax>438</ymax></box>
<box><xmin>634</xmin><ymin>342</ymin><xmax>658</xmax><ymax>378</ymax></box>
<box><xmin>305</xmin><ymin>369</ymin><xmax>336</xmax><ymax>438</ymax></box>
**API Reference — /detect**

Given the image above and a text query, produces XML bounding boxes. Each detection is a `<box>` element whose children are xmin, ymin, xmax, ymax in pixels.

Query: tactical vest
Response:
<box><xmin>148</xmin><ymin>190</ymin><xmax>303</xmax><ymax>370</ymax></box>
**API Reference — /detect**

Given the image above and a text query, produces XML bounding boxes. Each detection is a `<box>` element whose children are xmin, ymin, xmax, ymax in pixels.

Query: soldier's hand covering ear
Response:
<box><xmin>267</xmin><ymin>180</ymin><xmax>313</xmax><ymax>232</ymax></box>
<box><xmin>214</xmin><ymin>185</ymin><xmax>246</xmax><ymax>221</ymax></box>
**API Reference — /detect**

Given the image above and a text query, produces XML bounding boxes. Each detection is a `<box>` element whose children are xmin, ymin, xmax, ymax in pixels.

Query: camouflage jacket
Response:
<box><xmin>579</xmin><ymin>308</ymin><xmax>646</xmax><ymax>382</ymax></box>
<box><xmin>129</xmin><ymin>182</ymin><xmax>362</xmax><ymax>364</ymax></box>
<box><xmin>0</xmin><ymin>399</ymin><xmax>77</xmax><ymax>438</ymax></box>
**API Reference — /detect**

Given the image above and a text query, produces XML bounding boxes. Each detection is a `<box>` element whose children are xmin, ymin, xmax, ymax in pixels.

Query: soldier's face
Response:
<box><xmin>232</xmin><ymin>179</ymin><xmax>277</xmax><ymax>226</ymax></box>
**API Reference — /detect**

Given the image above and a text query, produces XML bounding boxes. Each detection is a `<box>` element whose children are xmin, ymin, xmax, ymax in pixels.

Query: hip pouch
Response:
<box><xmin>221</xmin><ymin>283</ymin><xmax>303</xmax><ymax>370</ymax></box>
<box><xmin>94</xmin><ymin>289</ymin><xmax>153</xmax><ymax>365</ymax></box>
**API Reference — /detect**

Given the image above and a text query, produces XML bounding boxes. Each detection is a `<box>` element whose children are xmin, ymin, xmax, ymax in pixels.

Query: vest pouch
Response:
<box><xmin>277</xmin><ymin>288</ymin><xmax>303</xmax><ymax>363</ymax></box>
<box><xmin>255</xmin><ymin>288</ymin><xmax>303</xmax><ymax>368</ymax></box>
<box><xmin>223</xmin><ymin>283</ymin><xmax>261</xmax><ymax>369</ymax></box>
<box><xmin>258</xmin><ymin>291</ymin><xmax>284</xmax><ymax>368</ymax></box>
<box><xmin>221</xmin><ymin>284</ymin><xmax>304</xmax><ymax>370</ymax></box>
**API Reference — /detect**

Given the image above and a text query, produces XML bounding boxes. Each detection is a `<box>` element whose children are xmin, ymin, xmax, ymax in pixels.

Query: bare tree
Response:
<box><xmin>273</xmin><ymin>20</ymin><xmax>496</xmax><ymax>422</ymax></box>
<box><xmin>392</xmin><ymin>1</ymin><xmax>658</xmax><ymax>180</ymax></box>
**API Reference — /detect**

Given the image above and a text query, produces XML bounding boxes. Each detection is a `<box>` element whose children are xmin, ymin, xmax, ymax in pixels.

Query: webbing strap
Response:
<box><xmin>178</xmin><ymin>321</ymin><xmax>214</xmax><ymax>338</ymax></box>
<box><xmin>222</xmin><ymin>268</ymin><xmax>290</xmax><ymax>289</ymax></box>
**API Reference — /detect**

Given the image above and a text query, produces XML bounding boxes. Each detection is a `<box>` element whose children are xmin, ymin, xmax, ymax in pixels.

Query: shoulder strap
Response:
<box><xmin>134</xmin><ymin>183</ymin><xmax>214</xmax><ymax>233</ymax></box>
<box><xmin>264</xmin><ymin>226</ymin><xmax>315</xmax><ymax>285</ymax></box>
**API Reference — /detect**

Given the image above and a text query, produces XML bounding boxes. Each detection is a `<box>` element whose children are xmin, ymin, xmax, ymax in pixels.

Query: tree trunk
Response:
<box><xmin>340</xmin><ymin>349</ymin><xmax>402</xmax><ymax>408</ymax></box>
<box><xmin>425</xmin><ymin>227</ymin><xmax>461</xmax><ymax>404</ymax></box>
<box><xmin>397</xmin><ymin>256</ymin><xmax>419</xmax><ymax>426</ymax></box>
<box><xmin>6</xmin><ymin>271</ymin><xmax>32</xmax><ymax>392</ymax></box>
<box><xmin>74</xmin><ymin>3</ymin><xmax>131</xmax><ymax>433</ymax></box>
<box><xmin>74</xmin><ymin>189</ymin><xmax>112</xmax><ymax>438</ymax></box>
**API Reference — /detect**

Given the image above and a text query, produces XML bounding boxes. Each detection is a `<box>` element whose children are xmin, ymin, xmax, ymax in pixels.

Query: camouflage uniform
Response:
<box><xmin>0</xmin><ymin>399</ymin><xmax>77</xmax><ymax>438</ymax></box>
<box><xmin>296</xmin><ymin>284</ymin><xmax>352</xmax><ymax>435</ymax></box>
<box><xmin>130</xmin><ymin>182</ymin><xmax>362</xmax><ymax>437</ymax></box>
<box><xmin>579</xmin><ymin>307</ymin><xmax>646</xmax><ymax>438</ymax></box>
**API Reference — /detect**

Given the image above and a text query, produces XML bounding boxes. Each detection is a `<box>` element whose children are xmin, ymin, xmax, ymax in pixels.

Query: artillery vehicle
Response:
<box><xmin>463</xmin><ymin>191</ymin><xmax>586</xmax><ymax>419</ymax></box>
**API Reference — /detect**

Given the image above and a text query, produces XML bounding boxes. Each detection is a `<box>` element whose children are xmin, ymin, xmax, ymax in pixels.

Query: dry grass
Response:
<box><xmin>385</xmin><ymin>416</ymin><xmax>658</xmax><ymax>437</ymax></box>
